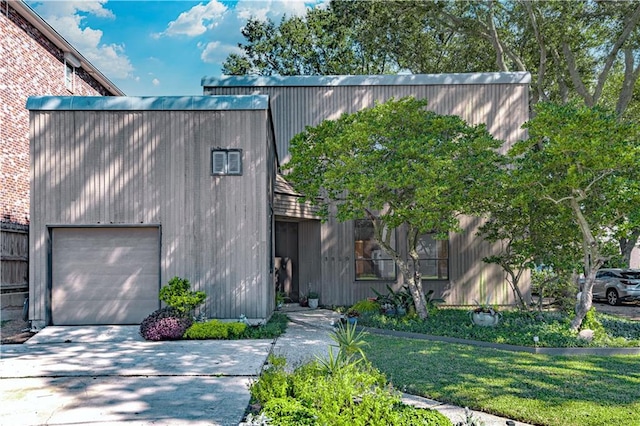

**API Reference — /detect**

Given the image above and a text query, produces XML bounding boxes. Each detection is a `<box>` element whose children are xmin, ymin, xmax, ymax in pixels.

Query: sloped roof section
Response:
<box><xmin>274</xmin><ymin>174</ymin><xmax>321</xmax><ymax>220</ymax></box>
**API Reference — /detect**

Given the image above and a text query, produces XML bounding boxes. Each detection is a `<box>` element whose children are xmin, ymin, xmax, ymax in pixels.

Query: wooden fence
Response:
<box><xmin>1</xmin><ymin>222</ymin><xmax>28</xmax><ymax>293</ymax></box>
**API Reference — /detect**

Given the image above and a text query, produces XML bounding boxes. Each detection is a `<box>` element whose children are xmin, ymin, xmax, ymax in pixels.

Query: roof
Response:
<box><xmin>11</xmin><ymin>1</ymin><xmax>124</xmax><ymax>96</ymax></box>
<box><xmin>275</xmin><ymin>174</ymin><xmax>300</xmax><ymax>196</ymax></box>
<box><xmin>26</xmin><ymin>95</ymin><xmax>270</xmax><ymax>111</ymax></box>
<box><xmin>202</xmin><ymin>72</ymin><xmax>531</xmax><ymax>88</ymax></box>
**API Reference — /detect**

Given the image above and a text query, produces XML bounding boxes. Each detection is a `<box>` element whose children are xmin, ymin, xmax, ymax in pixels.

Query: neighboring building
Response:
<box><xmin>1</xmin><ymin>0</ymin><xmax>123</xmax><ymax>306</ymax></box>
<box><xmin>203</xmin><ymin>73</ymin><xmax>531</xmax><ymax>308</ymax></box>
<box><xmin>27</xmin><ymin>72</ymin><xmax>531</xmax><ymax>327</ymax></box>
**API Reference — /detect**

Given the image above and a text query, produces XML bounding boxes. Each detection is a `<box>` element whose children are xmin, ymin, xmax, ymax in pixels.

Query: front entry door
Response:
<box><xmin>275</xmin><ymin>221</ymin><xmax>299</xmax><ymax>302</ymax></box>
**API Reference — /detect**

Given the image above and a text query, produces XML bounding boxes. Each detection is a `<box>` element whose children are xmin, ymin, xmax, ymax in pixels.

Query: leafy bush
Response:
<box><xmin>159</xmin><ymin>276</ymin><xmax>206</xmax><ymax>315</ymax></box>
<box><xmin>250</xmin><ymin>355</ymin><xmax>290</xmax><ymax>405</ymax></box>
<box><xmin>531</xmin><ymin>269</ymin><xmax>576</xmax><ymax>312</ymax></box>
<box><xmin>139</xmin><ymin>307</ymin><xmax>193</xmax><ymax>341</ymax></box>
<box><xmin>248</xmin><ymin>355</ymin><xmax>452</xmax><ymax>425</ymax></box>
<box><xmin>261</xmin><ymin>397</ymin><xmax>317</xmax><ymax>426</ymax></box>
<box><xmin>183</xmin><ymin>320</ymin><xmax>247</xmax><ymax>339</ymax></box>
<box><xmin>580</xmin><ymin>307</ymin><xmax>605</xmax><ymax>338</ymax></box>
<box><xmin>351</xmin><ymin>299</ymin><xmax>380</xmax><ymax>314</ymax></box>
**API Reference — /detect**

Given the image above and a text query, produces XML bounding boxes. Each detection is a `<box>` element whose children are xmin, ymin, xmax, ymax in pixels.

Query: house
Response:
<box><xmin>203</xmin><ymin>73</ymin><xmax>532</xmax><ymax>308</ymax></box>
<box><xmin>27</xmin><ymin>72</ymin><xmax>531</xmax><ymax>327</ymax></box>
<box><xmin>0</xmin><ymin>0</ymin><xmax>123</xmax><ymax>308</ymax></box>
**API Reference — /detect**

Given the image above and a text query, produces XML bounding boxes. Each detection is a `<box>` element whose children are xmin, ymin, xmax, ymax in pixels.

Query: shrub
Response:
<box><xmin>250</xmin><ymin>355</ymin><xmax>290</xmax><ymax>405</ymax></box>
<box><xmin>351</xmin><ymin>299</ymin><xmax>380</xmax><ymax>314</ymax></box>
<box><xmin>261</xmin><ymin>397</ymin><xmax>317</xmax><ymax>426</ymax></box>
<box><xmin>183</xmin><ymin>320</ymin><xmax>247</xmax><ymax>339</ymax></box>
<box><xmin>248</xmin><ymin>355</ymin><xmax>452</xmax><ymax>425</ymax></box>
<box><xmin>140</xmin><ymin>307</ymin><xmax>192</xmax><ymax>341</ymax></box>
<box><xmin>580</xmin><ymin>307</ymin><xmax>605</xmax><ymax>338</ymax></box>
<box><xmin>159</xmin><ymin>276</ymin><xmax>206</xmax><ymax>315</ymax></box>
<box><xmin>395</xmin><ymin>403</ymin><xmax>452</xmax><ymax>425</ymax></box>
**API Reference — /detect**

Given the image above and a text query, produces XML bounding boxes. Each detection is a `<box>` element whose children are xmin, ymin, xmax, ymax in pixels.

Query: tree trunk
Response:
<box><xmin>407</xmin><ymin>241</ymin><xmax>429</xmax><ymax>319</ymax></box>
<box><xmin>571</xmin><ymin>269</ymin><xmax>595</xmax><ymax>331</ymax></box>
<box><xmin>569</xmin><ymin>197</ymin><xmax>604</xmax><ymax>330</ymax></box>
<box><xmin>367</xmin><ymin>215</ymin><xmax>429</xmax><ymax>320</ymax></box>
<box><xmin>620</xmin><ymin>230</ymin><xmax>640</xmax><ymax>267</ymax></box>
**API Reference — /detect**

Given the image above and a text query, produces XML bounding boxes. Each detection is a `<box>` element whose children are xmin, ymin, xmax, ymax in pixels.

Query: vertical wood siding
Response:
<box><xmin>30</xmin><ymin>109</ymin><xmax>272</xmax><ymax>323</ymax></box>
<box><xmin>206</xmin><ymin>81</ymin><xmax>530</xmax><ymax>306</ymax></box>
<box><xmin>205</xmin><ymin>84</ymin><xmax>528</xmax><ymax>162</ymax></box>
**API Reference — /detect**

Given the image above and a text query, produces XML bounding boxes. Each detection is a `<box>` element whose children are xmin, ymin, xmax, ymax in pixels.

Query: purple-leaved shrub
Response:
<box><xmin>139</xmin><ymin>307</ymin><xmax>193</xmax><ymax>341</ymax></box>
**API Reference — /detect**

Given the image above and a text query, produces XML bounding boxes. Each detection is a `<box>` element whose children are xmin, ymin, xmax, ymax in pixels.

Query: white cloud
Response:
<box><xmin>152</xmin><ymin>78</ymin><xmax>160</xmax><ymax>86</ymax></box>
<box><xmin>200</xmin><ymin>41</ymin><xmax>242</xmax><ymax>64</ymax></box>
<box><xmin>32</xmin><ymin>1</ymin><xmax>133</xmax><ymax>79</ymax></box>
<box><xmin>33</xmin><ymin>0</ymin><xmax>114</xmax><ymax>19</ymax></box>
<box><xmin>235</xmin><ymin>0</ymin><xmax>315</xmax><ymax>22</ymax></box>
<box><xmin>160</xmin><ymin>1</ymin><xmax>228</xmax><ymax>37</ymax></box>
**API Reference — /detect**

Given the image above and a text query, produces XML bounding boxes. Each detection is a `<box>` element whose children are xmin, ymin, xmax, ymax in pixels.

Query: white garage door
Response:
<box><xmin>52</xmin><ymin>227</ymin><xmax>160</xmax><ymax>325</ymax></box>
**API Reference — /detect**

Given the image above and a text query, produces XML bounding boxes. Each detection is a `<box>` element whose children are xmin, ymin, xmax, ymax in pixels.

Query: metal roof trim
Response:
<box><xmin>202</xmin><ymin>72</ymin><xmax>531</xmax><ymax>88</ymax></box>
<box><xmin>26</xmin><ymin>95</ymin><xmax>270</xmax><ymax>111</ymax></box>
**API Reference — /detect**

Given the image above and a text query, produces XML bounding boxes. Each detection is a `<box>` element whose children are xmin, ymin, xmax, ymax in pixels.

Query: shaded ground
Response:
<box><xmin>594</xmin><ymin>300</ymin><xmax>640</xmax><ymax>321</ymax></box>
<box><xmin>0</xmin><ymin>307</ymin><xmax>35</xmax><ymax>344</ymax></box>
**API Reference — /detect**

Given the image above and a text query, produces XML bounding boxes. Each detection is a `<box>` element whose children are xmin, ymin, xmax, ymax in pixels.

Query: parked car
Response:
<box><xmin>580</xmin><ymin>269</ymin><xmax>640</xmax><ymax>306</ymax></box>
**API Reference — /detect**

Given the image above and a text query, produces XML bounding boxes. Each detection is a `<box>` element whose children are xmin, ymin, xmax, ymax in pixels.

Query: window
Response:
<box><xmin>416</xmin><ymin>233</ymin><xmax>449</xmax><ymax>280</ymax></box>
<box><xmin>354</xmin><ymin>219</ymin><xmax>396</xmax><ymax>280</ymax></box>
<box><xmin>64</xmin><ymin>62</ymin><xmax>74</xmax><ymax>92</ymax></box>
<box><xmin>211</xmin><ymin>149</ymin><xmax>242</xmax><ymax>175</ymax></box>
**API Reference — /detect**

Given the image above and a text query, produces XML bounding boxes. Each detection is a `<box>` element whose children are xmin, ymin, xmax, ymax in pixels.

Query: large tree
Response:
<box><xmin>510</xmin><ymin>102</ymin><xmax>640</xmax><ymax>329</ymax></box>
<box><xmin>225</xmin><ymin>0</ymin><xmax>640</xmax><ymax>266</ymax></box>
<box><xmin>284</xmin><ymin>97</ymin><xmax>503</xmax><ymax>319</ymax></box>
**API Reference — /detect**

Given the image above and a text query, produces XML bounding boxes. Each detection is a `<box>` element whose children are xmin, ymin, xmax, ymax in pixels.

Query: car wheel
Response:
<box><xmin>606</xmin><ymin>289</ymin><xmax>620</xmax><ymax>306</ymax></box>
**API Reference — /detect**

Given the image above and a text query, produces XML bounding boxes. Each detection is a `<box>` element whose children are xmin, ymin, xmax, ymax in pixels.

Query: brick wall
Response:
<box><xmin>0</xmin><ymin>1</ymin><xmax>114</xmax><ymax>225</ymax></box>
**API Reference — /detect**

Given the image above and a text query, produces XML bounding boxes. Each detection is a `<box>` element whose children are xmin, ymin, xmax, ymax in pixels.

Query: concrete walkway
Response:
<box><xmin>0</xmin><ymin>308</ymin><xmax>530</xmax><ymax>426</ymax></box>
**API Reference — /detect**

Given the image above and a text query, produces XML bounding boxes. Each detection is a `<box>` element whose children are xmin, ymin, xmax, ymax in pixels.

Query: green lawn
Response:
<box><xmin>364</xmin><ymin>334</ymin><xmax>640</xmax><ymax>426</ymax></box>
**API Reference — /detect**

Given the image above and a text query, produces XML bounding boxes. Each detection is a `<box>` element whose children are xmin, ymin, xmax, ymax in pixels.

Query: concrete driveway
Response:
<box><xmin>0</xmin><ymin>326</ymin><xmax>274</xmax><ymax>426</ymax></box>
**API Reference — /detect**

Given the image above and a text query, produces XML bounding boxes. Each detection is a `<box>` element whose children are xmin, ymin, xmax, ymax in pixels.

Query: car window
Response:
<box><xmin>621</xmin><ymin>271</ymin><xmax>640</xmax><ymax>279</ymax></box>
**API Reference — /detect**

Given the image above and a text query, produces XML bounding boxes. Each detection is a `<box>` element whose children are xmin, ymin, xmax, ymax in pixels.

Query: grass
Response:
<box><xmin>363</xmin><ymin>334</ymin><xmax>640</xmax><ymax>426</ymax></box>
<box><xmin>356</xmin><ymin>308</ymin><xmax>640</xmax><ymax>347</ymax></box>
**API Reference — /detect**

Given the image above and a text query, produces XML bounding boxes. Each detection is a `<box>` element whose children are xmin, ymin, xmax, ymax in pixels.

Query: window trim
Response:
<box><xmin>211</xmin><ymin>148</ymin><xmax>243</xmax><ymax>176</ymax></box>
<box><xmin>354</xmin><ymin>219</ymin><xmax>397</xmax><ymax>282</ymax></box>
<box><xmin>417</xmin><ymin>233</ymin><xmax>449</xmax><ymax>281</ymax></box>
<box><xmin>64</xmin><ymin>60</ymin><xmax>75</xmax><ymax>93</ymax></box>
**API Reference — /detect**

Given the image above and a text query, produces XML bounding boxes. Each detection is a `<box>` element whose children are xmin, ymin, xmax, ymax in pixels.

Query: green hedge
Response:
<box><xmin>183</xmin><ymin>320</ymin><xmax>247</xmax><ymax>339</ymax></box>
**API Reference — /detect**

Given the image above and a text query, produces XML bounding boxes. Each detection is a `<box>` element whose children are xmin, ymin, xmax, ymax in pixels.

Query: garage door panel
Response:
<box><xmin>56</xmin><ymin>299</ymin><xmax>159</xmax><ymax>326</ymax></box>
<box><xmin>52</xmin><ymin>227</ymin><xmax>160</xmax><ymax>325</ymax></box>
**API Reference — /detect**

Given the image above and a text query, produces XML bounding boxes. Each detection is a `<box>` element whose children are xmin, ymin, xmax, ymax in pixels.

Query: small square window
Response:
<box><xmin>211</xmin><ymin>149</ymin><xmax>242</xmax><ymax>175</ymax></box>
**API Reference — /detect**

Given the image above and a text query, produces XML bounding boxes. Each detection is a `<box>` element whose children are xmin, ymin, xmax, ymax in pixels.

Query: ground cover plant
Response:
<box><xmin>363</xmin><ymin>334</ymin><xmax>640</xmax><ymax>426</ymax></box>
<box><xmin>357</xmin><ymin>307</ymin><xmax>640</xmax><ymax>348</ymax></box>
<box><xmin>244</xmin><ymin>322</ymin><xmax>452</xmax><ymax>426</ymax></box>
<box><xmin>183</xmin><ymin>312</ymin><xmax>288</xmax><ymax>340</ymax></box>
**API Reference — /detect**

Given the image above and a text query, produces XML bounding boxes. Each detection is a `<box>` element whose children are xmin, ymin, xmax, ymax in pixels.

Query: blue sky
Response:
<box><xmin>27</xmin><ymin>1</ymin><xmax>325</xmax><ymax>96</ymax></box>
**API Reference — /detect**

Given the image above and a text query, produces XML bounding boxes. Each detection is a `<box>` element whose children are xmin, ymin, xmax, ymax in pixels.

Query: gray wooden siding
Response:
<box><xmin>30</xmin><ymin>109</ymin><xmax>273</xmax><ymax>324</ymax></box>
<box><xmin>205</xmin><ymin>80</ymin><xmax>530</xmax><ymax>306</ymax></box>
<box><xmin>205</xmin><ymin>84</ymin><xmax>529</xmax><ymax>162</ymax></box>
